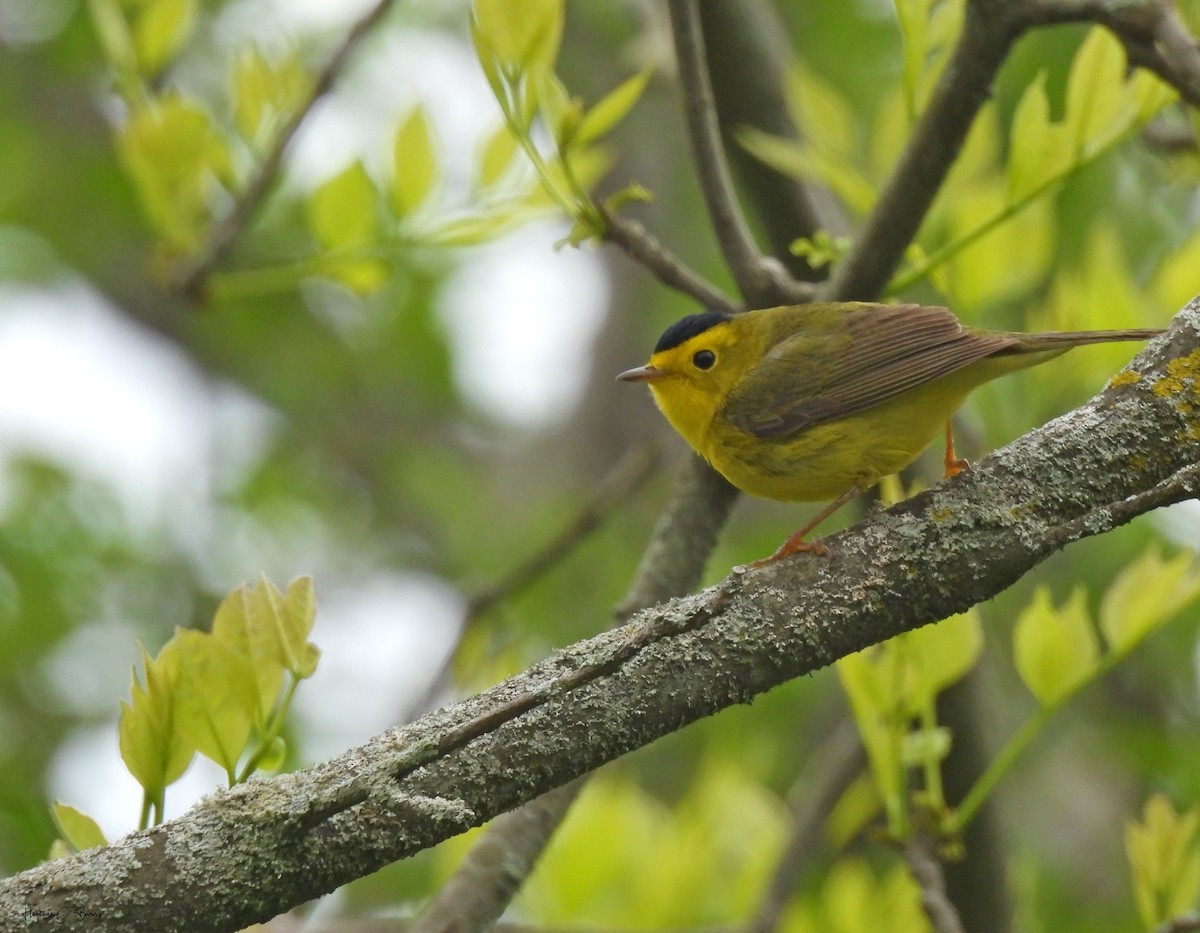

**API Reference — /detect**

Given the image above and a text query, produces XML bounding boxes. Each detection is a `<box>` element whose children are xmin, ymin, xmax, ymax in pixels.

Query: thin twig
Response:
<box><xmin>666</xmin><ymin>0</ymin><xmax>810</xmax><ymax>307</ymax></box>
<box><xmin>408</xmin><ymin>780</ymin><xmax>586</xmax><ymax>933</ymax></box>
<box><xmin>747</xmin><ymin>719</ymin><xmax>864</xmax><ymax>933</ymax></box>
<box><xmin>602</xmin><ymin>209</ymin><xmax>741</xmax><ymax>314</ymax></box>
<box><xmin>173</xmin><ymin>0</ymin><xmax>400</xmax><ymax>298</ymax></box>
<box><xmin>902</xmin><ymin>835</ymin><xmax>966</xmax><ymax>933</ymax></box>
<box><xmin>400</xmin><ymin>447</ymin><xmax>661</xmax><ymax>723</ymax></box>
<box><xmin>826</xmin><ymin>3</ymin><xmax>1023</xmax><ymax>301</ymax></box>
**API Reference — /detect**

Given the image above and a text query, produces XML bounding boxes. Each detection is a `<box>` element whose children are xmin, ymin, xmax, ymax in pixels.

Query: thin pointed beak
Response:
<box><xmin>616</xmin><ymin>365</ymin><xmax>668</xmax><ymax>383</ymax></box>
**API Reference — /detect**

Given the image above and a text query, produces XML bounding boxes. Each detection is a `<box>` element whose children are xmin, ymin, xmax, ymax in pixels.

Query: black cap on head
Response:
<box><xmin>653</xmin><ymin>311</ymin><xmax>731</xmax><ymax>354</ymax></box>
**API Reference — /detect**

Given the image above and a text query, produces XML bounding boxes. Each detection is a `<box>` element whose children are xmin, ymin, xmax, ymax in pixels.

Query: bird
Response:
<box><xmin>617</xmin><ymin>302</ymin><xmax>1161</xmax><ymax>566</ymax></box>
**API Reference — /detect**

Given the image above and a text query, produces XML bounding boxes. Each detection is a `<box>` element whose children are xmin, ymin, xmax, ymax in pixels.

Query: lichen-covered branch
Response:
<box><xmin>2</xmin><ymin>300</ymin><xmax>1196</xmax><ymax>933</ymax></box>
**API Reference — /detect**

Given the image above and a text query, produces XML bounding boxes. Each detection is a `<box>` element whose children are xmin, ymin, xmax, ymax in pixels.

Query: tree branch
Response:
<box><xmin>602</xmin><ymin>210</ymin><xmax>742</xmax><ymax>314</ymax></box>
<box><xmin>903</xmin><ymin>836</ymin><xmax>966</xmax><ymax>933</ymax></box>
<box><xmin>3</xmin><ymin>299</ymin><xmax>1196</xmax><ymax>933</ymax></box>
<box><xmin>172</xmin><ymin>0</ymin><xmax>400</xmax><ymax>298</ymax></box>
<box><xmin>666</xmin><ymin>0</ymin><xmax>812</xmax><ymax>307</ymax></box>
<box><xmin>827</xmin><ymin>1</ymin><xmax>1024</xmax><ymax>301</ymax></box>
<box><xmin>1021</xmin><ymin>0</ymin><xmax>1200</xmax><ymax>109</ymax></box>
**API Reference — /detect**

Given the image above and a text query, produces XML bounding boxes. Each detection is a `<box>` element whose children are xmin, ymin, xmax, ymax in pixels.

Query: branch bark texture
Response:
<box><xmin>3</xmin><ymin>301</ymin><xmax>1198</xmax><ymax>933</ymax></box>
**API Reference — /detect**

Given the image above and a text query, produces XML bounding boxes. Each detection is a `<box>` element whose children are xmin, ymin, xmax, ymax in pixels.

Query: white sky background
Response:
<box><xmin>0</xmin><ymin>0</ymin><xmax>610</xmax><ymax>839</ymax></box>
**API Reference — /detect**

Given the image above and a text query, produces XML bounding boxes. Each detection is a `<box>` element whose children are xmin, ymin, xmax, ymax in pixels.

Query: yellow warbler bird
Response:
<box><xmin>617</xmin><ymin>302</ymin><xmax>1161</xmax><ymax>565</ymax></box>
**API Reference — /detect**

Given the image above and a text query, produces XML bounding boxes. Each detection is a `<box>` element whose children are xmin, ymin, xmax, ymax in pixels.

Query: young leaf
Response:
<box><xmin>898</xmin><ymin>610</ymin><xmax>983</xmax><ymax>710</ymax></box>
<box><xmin>165</xmin><ymin>628</ymin><xmax>258</xmax><ymax>779</ymax></box>
<box><xmin>391</xmin><ymin>107</ymin><xmax>439</xmax><ymax>217</ymax></box>
<box><xmin>1100</xmin><ymin>548</ymin><xmax>1200</xmax><ymax>656</ymax></box>
<box><xmin>118</xmin><ymin>94</ymin><xmax>232</xmax><ymax>251</ymax></box>
<box><xmin>477</xmin><ymin>124</ymin><xmax>520</xmax><ymax>188</ymax></box>
<box><xmin>1007</xmin><ymin>71</ymin><xmax>1064</xmax><ymax>202</ymax></box>
<box><xmin>51</xmin><ymin>803</ymin><xmax>108</xmax><ymax>853</ymax></box>
<box><xmin>212</xmin><ymin>582</ymin><xmax>287</xmax><ymax>725</ymax></box>
<box><xmin>471</xmin><ymin>0</ymin><xmax>563</xmax><ymax>70</ymax></box>
<box><xmin>576</xmin><ymin>67</ymin><xmax>652</xmax><ymax>146</ymax></box>
<box><xmin>118</xmin><ymin>645</ymin><xmax>195</xmax><ymax>801</ymax></box>
<box><xmin>132</xmin><ymin>0</ymin><xmax>196</xmax><ymax>76</ymax></box>
<box><xmin>1126</xmin><ymin>794</ymin><xmax>1200</xmax><ymax>929</ymax></box>
<box><xmin>1064</xmin><ymin>28</ymin><xmax>1127</xmax><ymax>154</ymax></box>
<box><xmin>1013</xmin><ymin>587</ymin><xmax>1100</xmax><ymax>707</ymax></box>
<box><xmin>307</xmin><ymin>160</ymin><xmax>379</xmax><ymax>251</ymax></box>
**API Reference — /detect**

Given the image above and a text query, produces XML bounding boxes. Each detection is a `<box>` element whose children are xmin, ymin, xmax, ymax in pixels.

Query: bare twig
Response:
<box><xmin>401</xmin><ymin>448</ymin><xmax>661</xmax><ymax>723</ymax></box>
<box><xmin>696</xmin><ymin>2</ymin><xmax>842</xmax><ymax>281</ymax></box>
<box><xmin>173</xmin><ymin>0</ymin><xmax>400</xmax><ymax>298</ymax></box>
<box><xmin>602</xmin><ymin>209</ymin><xmax>741</xmax><ymax>314</ymax></box>
<box><xmin>826</xmin><ymin>2</ymin><xmax>1023</xmax><ymax>301</ymax></box>
<box><xmin>747</xmin><ymin>719</ymin><xmax>864</xmax><ymax>933</ymax></box>
<box><xmin>666</xmin><ymin>0</ymin><xmax>810</xmax><ymax>307</ymax></box>
<box><xmin>903</xmin><ymin>836</ymin><xmax>966</xmax><ymax>933</ymax></box>
<box><xmin>1021</xmin><ymin>0</ymin><xmax>1200</xmax><ymax>109</ymax></box>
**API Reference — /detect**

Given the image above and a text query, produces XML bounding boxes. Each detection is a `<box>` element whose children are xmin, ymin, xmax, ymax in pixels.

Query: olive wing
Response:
<box><xmin>724</xmin><ymin>304</ymin><xmax>1017</xmax><ymax>438</ymax></box>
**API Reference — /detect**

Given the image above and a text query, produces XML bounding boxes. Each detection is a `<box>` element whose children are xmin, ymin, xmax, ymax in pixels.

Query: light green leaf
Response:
<box><xmin>307</xmin><ymin>160</ymin><xmax>379</xmax><ymax>250</ymax></box>
<box><xmin>1013</xmin><ymin>587</ymin><xmax>1100</xmax><ymax>707</ymax></box>
<box><xmin>478</xmin><ymin>124</ymin><xmax>520</xmax><ymax>188</ymax></box>
<box><xmin>1127</xmin><ymin>794</ymin><xmax>1200</xmax><ymax>929</ymax></box>
<box><xmin>576</xmin><ymin>67</ymin><xmax>652</xmax><ymax>146</ymax></box>
<box><xmin>88</xmin><ymin>0</ymin><xmax>137</xmax><ymax>73</ymax></box>
<box><xmin>787</xmin><ymin>62</ymin><xmax>858</xmax><ymax>160</ymax></box>
<box><xmin>391</xmin><ymin>107</ymin><xmax>439</xmax><ymax>217</ymax></box>
<box><xmin>232</xmin><ymin>46</ymin><xmax>309</xmax><ymax>145</ymax></box>
<box><xmin>166</xmin><ymin>628</ymin><xmax>258</xmax><ymax>777</ymax></box>
<box><xmin>737</xmin><ymin>126</ymin><xmax>875</xmax><ymax>214</ymax></box>
<box><xmin>1100</xmin><ymin>548</ymin><xmax>1200</xmax><ymax>656</ymax></box>
<box><xmin>118</xmin><ymin>645</ymin><xmax>195</xmax><ymax>799</ymax></box>
<box><xmin>901</xmin><ymin>609</ymin><xmax>984</xmax><ymax>709</ymax></box>
<box><xmin>1007</xmin><ymin>71</ymin><xmax>1063</xmax><ymax>201</ymax></box>
<box><xmin>212</xmin><ymin>582</ymin><xmax>287</xmax><ymax>725</ymax></box>
<box><xmin>51</xmin><ymin>803</ymin><xmax>108</xmax><ymax>853</ymax></box>
<box><xmin>132</xmin><ymin>0</ymin><xmax>195</xmax><ymax>75</ymax></box>
<box><xmin>282</xmin><ymin>575</ymin><xmax>321</xmax><ymax>678</ymax></box>
<box><xmin>471</xmin><ymin>0</ymin><xmax>563</xmax><ymax>69</ymax></box>
<box><xmin>1065</xmin><ymin>27</ymin><xmax>1127</xmax><ymax>154</ymax></box>
<box><xmin>901</xmin><ymin>726</ymin><xmax>952</xmax><ymax>768</ymax></box>
<box><xmin>118</xmin><ymin>93</ymin><xmax>232</xmax><ymax>250</ymax></box>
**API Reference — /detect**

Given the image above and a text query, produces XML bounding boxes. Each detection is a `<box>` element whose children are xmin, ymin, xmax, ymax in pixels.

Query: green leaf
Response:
<box><xmin>119</xmin><ymin>645</ymin><xmax>195</xmax><ymax>801</ymax></box>
<box><xmin>1126</xmin><ymin>794</ymin><xmax>1200</xmax><ymax>929</ymax></box>
<box><xmin>1100</xmin><ymin>548</ymin><xmax>1200</xmax><ymax>656</ymax></box>
<box><xmin>132</xmin><ymin>0</ymin><xmax>196</xmax><ymax>75</ymax></box>
<box><xmin>471</xmin><ymin>0</ymin><xmax>563</xmax><ymax>69</ymax></box>
<box><xmin>212</xmin><ymin>581</ymin><xmax>287</xmax><ymax>725</ymax></box>
<box><xmin>118</xmin><ymin>93</ymin><xmax>232</xmax><ymax>251</ymax></box>
<box><xmin>51</xmin><ymin>803</ymin><xmax>108</xmax><ymax>853</ymax></box>
<box><xmin>576</xmin><ymin>67</ymin><xmax>652</xmax><ymax>146</ymax></box>
<box><xmin>88</xmin><ymin>0</ymin><xmax>137</xmax><ymax>73</ymax></box>
<box><xmin>391</xmin><ymin>107</ymin><xmax>439</xmax><ymax>217</ymax></box>
<box><xmin>307</xmin><ymin>160</ymin><xmax>379</xmax><ymax>251</ymax></box>
<box><xmin>1013</xmin><ymin>587</ymin><xmax>1100</xmax><ymax>707</ymax></box>
<box><xmin>1064</xmin><ymin>27</ymin><xmax>1127</xmax><ymax>154</ymax></box>
<box><xmin>1007</xmin><ymin>71</ymin><xmax>1063</xmax><ymax>201</ymax></box>
<box><xmin>232</xmin><ymin>46</ymin><xmax>309</xmax><ymax>145</ymax></box>
<box><xmin>478</xmin><ymin>124</ymin><xmax>520</xmax><ymax>188</ymax></box>
<box><xmin>901</xmin><ymin>610</ymin><xmax>984</xmax><ymax>709</ymax></box>
<box><xmin>166</xmin><ymin>628</ymin><xmax>258</xmax><ymax>778</ymax></box>
<box><xmin>281</xmin><ymin>575</ymin><xmax>321</xmax><ymax>678</ymax></box>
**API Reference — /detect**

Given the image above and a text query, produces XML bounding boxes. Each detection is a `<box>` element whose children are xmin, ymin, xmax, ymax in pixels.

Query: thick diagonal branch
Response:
<box><xmin>2</xmin><ymin>301</ymin><xmax>1196</xmax><ymax>933</ymax></box>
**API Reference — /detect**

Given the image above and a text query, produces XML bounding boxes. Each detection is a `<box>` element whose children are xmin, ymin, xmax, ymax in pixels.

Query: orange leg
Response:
<box><xmin>943</xmin><ymin>421</ymin><xmax>970</xmax><ymax>478</ymax></box>
<box><xmin>748</xmin><ymin>485</ymin><xmax>863</xmax><ymax>569</ymax></box>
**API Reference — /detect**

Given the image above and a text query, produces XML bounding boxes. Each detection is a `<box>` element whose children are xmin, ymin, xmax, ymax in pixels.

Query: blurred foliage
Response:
<box><xmin>0</xmin><ymin>0</ymin><xmax>1198</xmax><ymax>931</ymax></box>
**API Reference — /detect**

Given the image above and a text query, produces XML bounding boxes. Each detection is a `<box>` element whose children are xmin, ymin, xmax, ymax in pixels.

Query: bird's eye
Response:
<box><xmin>692</xmin><ymin>349</ymin><xmax>716</xmax><ymax>370</ymax></box>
